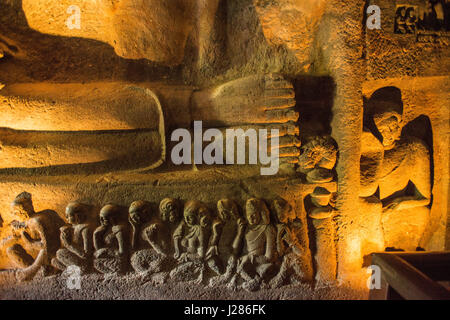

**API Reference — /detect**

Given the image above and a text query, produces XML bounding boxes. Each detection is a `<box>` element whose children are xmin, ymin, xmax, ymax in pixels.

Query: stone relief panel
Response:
<box><xmin>0</xmin><ymin>192</ymin><xmax>321</xmax><ymax>292</ymax></box>
<box><xmin>395</xmin><ymin>1</ymin><xmax>450</xmax><ymax>35</ymax></box>
<box><xmin>0</xmin><ymin>0</ymin><xmax>446</xmax><ymax>301</ymax></box>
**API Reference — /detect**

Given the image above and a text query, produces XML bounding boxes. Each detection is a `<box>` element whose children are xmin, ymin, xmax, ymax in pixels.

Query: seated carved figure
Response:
<box><xmin>1</xmin><ymin>192</ymin><xmax>64</xmax><ymax>281</ymax></box>
<box><xmin>270</xmin><ymin>199</ymin><xmax>310</xmax><ymax>288</ymax></box>
<box><xmin>129</xmin><ymin>199</ymin><xmax>178</xmax><ymax>280</ymax></box>
<box><xmin>362</xmin><ymin>88</ymin><xmax>432</xmax><ymax>250</ymax></box>
<box><xmin>208</xmin><ymin>199</ymin><xmax>245</xmax><ymax>286</ymax></box>
<box><xmin>93</xmin><ymin>205</ymin><xmax>128</xmax><ymax>274</ymax></box>
<box><xmin>395</xmin><ymin>7</ymin><xmax>408</xmax><ymax>34</ymax></box>
<box><xmin>51</xmin><ymin>202</ymin><xmax>92</xmax><ymax>273</ymax></box>
<box><xmin>235</xmin><ymin>198</ymin><xmax>277</xmax><ymax>291</ymax></box>
<box><xmin>170</xmin><ymin>200</ymin><xmax>212</xmax><ymax>283</ymax></box>
<box><xmin>405</xmin><ymin>8</ymin><xmax>417</xmax><ymax>34</ymax></box>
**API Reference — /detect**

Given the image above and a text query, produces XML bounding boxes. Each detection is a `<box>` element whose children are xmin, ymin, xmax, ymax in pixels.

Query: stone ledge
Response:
<box><xmin>0</xmin><ymin>271</ymin><xmax>367</xmax><ymax>300</ymax></box>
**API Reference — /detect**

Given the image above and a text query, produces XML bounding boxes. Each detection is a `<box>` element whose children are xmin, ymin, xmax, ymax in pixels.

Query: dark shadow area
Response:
<box><xmin>293</xmin><ymin>76</ymin><xmax>336</xmax><ymax>137</ymax></box>
<box><xmin>402</xmin><ymin>114</ymin><xmax>435</xmax><ymax>201</ymax></box>
<box><xmin>0</xmin><ymin>1</ymin><xmax>180</xmax><ymax>84</ymax></box>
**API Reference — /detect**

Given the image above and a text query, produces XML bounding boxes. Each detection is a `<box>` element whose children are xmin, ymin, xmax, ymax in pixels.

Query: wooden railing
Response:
<box><xmin>369</xmin><ymin>252</ymin><xmax>450</xmax><ymax>300</ymax></box>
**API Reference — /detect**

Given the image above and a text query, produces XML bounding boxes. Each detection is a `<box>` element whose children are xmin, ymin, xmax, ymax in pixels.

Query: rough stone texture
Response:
<box><xmin>0</xmin><ymin>272</ymin><xmax>367</xmax><ymax>300</ymax></box>
<box><xmin>20</xmin><ymin>0</ymin><xmax>196</xmax><ymax>65</ymax></box>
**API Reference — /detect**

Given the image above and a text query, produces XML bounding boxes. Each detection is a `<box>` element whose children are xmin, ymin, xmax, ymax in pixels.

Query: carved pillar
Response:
<box><xmin>317</xmin><ymin>1</ymin><xmax>367</xmax><ymax>279</ymax></box>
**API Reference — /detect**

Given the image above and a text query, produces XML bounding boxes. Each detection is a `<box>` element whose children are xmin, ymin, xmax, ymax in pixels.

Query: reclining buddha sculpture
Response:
<box><xmin>0</xmin><ymin>1</ymin><xmax>300</xmax><ymax>172</ymax></box>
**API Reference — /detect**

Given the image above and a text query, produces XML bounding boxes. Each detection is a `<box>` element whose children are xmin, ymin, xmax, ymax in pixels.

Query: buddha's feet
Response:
<box><xmin>192</xmin><ymin>73</ymin><xmax>301</xmax><ymax>165</ymax></box>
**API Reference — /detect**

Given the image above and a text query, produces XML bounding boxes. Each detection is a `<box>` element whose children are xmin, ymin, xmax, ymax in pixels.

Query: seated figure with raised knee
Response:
<box><xmin>170</xmin><ymin>200</ymin><xmax>212</xmax><ymax>283</ymax></box>
<box><xmin>236</xmin><ymin>198</ymin><xmax>277</xmax><ymax>291</ymax></box>
<box><xmin>208</xmin><ymin>199</ymin><xmax>245</xmax><ymax>287</ymax></box>
<box><xmin>93</xmin><ymin>205</ymin><xmax>128</xmax><ymax>274</ymax></box>
<box><xmin>269</xmin><ymin>199</ymin><xmax>312</xmax><ymax>288</ymax></box>
<box><xmin>129</xmin><ymin>199</ymin><xmax>179</xmax><ymax>281</ymax></box>
<box><xmin>52</xmin><ymin>202</ymin><xmax>92</xmax><ymax>273</ymax></box>
<box><xmin>1</xmin><ymin>192</ymin><xmax>64</xmax><ymax>281</ymax></box>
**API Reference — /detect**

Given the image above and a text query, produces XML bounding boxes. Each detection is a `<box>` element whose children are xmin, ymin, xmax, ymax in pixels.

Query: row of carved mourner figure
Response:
<box><xmin>1</xmin><ymin>190</ymin><xmax>336</xmax><ymax>291</ymax></box>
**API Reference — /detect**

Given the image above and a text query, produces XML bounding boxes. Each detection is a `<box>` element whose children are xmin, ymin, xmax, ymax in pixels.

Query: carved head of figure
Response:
<box><xmin>245</xmin><ymin>198</ymin><xmax>270</xmax><ymax>226</ymax></box>
<box><xmin>159</xmin><ymin>198</ymin><xmax>179</xmax><ymax>224</ymax></box>
<box><xmin>298</xmin><ymin>136</ymin><xmax>338</xmax><ymax>183</ymax></box>
<box><xmin>367</xmin><ymin>87</ymin><xmax>404</xmax><ymax>150</ymax></box>
<box><xmin>11</xmin><ymin>192</ymin><xmax>35</xmax><ymax>221</ymax></box>
<box><xmin>373</xmin><ymin>111</ymin><xmax>402</xmax><ymax>149</ymax></box>
<box><xmin>406</xmin><ymin>7</ymin><xmax>416</xmax><ymax>20</ymax></box>
<box><xmin>217</xmin><ymin>199</ymin><xmax>239</xmax><ymax>222</ymax></box>
<box><xmin>183</xmin><ymin>200</ymin><xmax>200</xmax><ymax>227</ymax></box>
<box><xmin>272</xmin><ymin>199</ymin><xmax>295</xmax><ymax>224</ymax></box>
<box><xmin>66</xmin><ymin>202</ymin><xmax>89</xmax><ymax>225</ymax></box>
<box><xmin>128</xmin><ymin>201</ymin><xmax>151</xmax><ymax>226</ymax></box>
<box><xmin>198</xmin><ymin>205</ymin><xmax>212</xmax><ymax>228</ymax></box>
<box><xmin>99</xmin><ymin>204</ymin><xmax>121</xmax><ymax>227</ymax></box>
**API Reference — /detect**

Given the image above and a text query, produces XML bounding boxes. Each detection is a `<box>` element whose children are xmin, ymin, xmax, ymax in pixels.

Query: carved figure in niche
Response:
<box><xmin>395</xmin><ymin>6</ymin><xmax>408</xmax><ymax>34</ymax></box>
<box><xmin>405</xmin><ymin>7</ymin><xmax>417</xmax><ymax>34</ymax></box>
<box><xmin>235</xmin><ymin>198</ymin><xmax>277</xmax><ymax>291</ymax></box>
<box><xmin>305</xmin><ymin>188</ymin><xmax>337</xmax><ymax>283</ymax></box>
<box><xmin>269</xmin><ymin>199</ymin><xmax>311</xmax><ymax>288</ymax></box>
<box><xmin>298</xmin><ymin>135</ymin><xmax>337</xmax><ymax>183</ymax></box>
<box><xmin>93</xmin><ymin>205</ymin><xmax>128</xmax><ymax>274</ymax></box>
<box><xmin>418</xmin><ymin>0</ymin><xmax>448</xmax><ymax>31</ymax></box>
<box><xmin>208</xmin><ymin>199</ymin><xmax>245</xmax><ymax>287</ymax></box>
<box><xmin>170</xmin><ymin>200</ymin><xmax>212</xmax><ymax>283</ymax></box>
<box><xmin>129</xmin><ymin>199</ymin><xmax>178</xmax><ymax>282</ymax></box>
<box><xmin>362</xmin><ymin>87</ymin><xmax>432</xmax><ymax>249</ymax></box>
<box><xmin>0</xmin><ymin>192</ymin><xmax>64</xmax><ymax>281</ymax></box>
<box><xmin>51</xmin><ymin>202</ymin><xmax>92</xmax><ymax>273</ymax></box>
